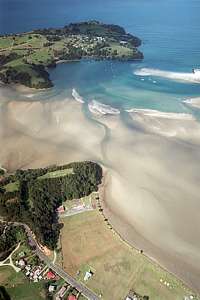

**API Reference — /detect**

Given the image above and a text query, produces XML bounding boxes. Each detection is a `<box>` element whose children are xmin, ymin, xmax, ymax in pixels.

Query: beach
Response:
<box><xmin>1</xmin><ymin>85</ymin><xmax>200</xmax><ymax>294</ymax></box>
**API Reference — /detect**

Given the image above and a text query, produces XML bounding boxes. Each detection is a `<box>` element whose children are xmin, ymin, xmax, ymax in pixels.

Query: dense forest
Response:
<box><xmin>0</xmin><ymin>161</ymin><xmax>102</xmax><ymax>249</ymax></box>
<box><xmin>0</xmin><ymin>223</ymin><xmax>26</xmax><ymax>260</ymax></box>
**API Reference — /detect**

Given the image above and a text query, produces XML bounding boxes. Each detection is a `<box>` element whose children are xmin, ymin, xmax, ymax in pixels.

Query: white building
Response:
<box><xmin>84</xmin><ymin>271</ymin><xmax>93</xmax><ymax>281</ymax></box>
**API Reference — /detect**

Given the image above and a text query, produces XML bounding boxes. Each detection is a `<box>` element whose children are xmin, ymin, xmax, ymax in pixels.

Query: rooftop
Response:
<box><xmin>46</xmin><ymin>271</ymin><xmax>56</xmax><ymax>280</ymax></box>
<box><xmin>68</xmin><ymin>295</ymin><xmax>76</xmax><ymax>300</ymax></box>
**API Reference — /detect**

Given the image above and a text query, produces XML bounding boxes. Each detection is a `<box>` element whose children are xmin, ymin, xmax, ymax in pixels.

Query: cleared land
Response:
<box><xmin>37</xmin><ymin>168</ymin><xmax>73</xmax><ymax>180</ymax></box>
<box><xmin>0</xmin><ymin>266</ymin><xmax>46</xmax><ymax>300</ymax></box>
<box><xmin>60</xmin><ymin>210</ymin><xmax>198</xmax><ymax>300</ymax></box>
<box><xmin>63</xmin><ymin>192</ymin><xmax>97</xmax><ymax>210</ymax></box>
<box><xmin>4</xmin><ymin>181</ymin><xmax>20</xmax><ymax>192</ymax></box>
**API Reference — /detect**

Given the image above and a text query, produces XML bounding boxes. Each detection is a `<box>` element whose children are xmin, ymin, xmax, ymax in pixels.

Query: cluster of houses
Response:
<box><xmin>15</xmin><ymin>250</ymin><xmax>83</xmax><ymax>300</ymax></box>
<box><xmin>55</xmin><ymin>284</ymin><xmax>75</xmax><ymax>300</ymax></box>
<box><xmin>63</xmin><ymin>34</ymin><xmax>106</xmax><ymax>53</ymax></box>
<box><xmin>53</xmin><ymin>283</ymin><xmax>80</xmax><ymax>300</ymax></box>
<box><xmin>46</xmin><ymin>280</ymin><xmax>80</xmax><ymax>300</ymax></box>
<box><xmin>15</xmin><ymin>254</ymin><xmax>56</xmax><ymax>283</ymax></box>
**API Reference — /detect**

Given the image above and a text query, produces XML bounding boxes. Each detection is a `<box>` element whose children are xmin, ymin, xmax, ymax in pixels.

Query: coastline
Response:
<box><xmin>1</xmin><ymin>92</ymin><xmax>200</xmax><ymax>295</ymax></box>
<box><xmin>56</xmin><ymin>59</ymin><xmax>81</xmax><ymax>65</ymax></box>
<box><xmin>0</xmin><ymin>81</ymin><xmax>51</xmax><ymax>93</ymax></box>
<box><xmin>99</xmin><ymin>171</ymin><xmax>199</xmax><ymax>296</ymax></box>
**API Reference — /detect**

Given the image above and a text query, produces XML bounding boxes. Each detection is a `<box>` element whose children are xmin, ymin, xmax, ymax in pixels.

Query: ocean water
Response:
<box><xmin>1</xmin><ymin>0</ymin><xmax>200</xmax><ymax>113</ymax></box>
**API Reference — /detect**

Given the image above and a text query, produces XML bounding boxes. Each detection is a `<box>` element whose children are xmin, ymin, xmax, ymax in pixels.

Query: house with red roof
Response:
<box><xmin>68</xmin><ymin>295</ymin><xmax>76</xmax><ymax>300</ymax></box>
<box><xmin>46</xmin><ymin>271</ymin><xmax>56</xmax><ymax>280</ymax></box>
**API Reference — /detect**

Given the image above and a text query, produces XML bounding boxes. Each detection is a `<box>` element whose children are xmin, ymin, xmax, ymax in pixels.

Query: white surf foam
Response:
<box><xmin>72</xmin><ymin>88</ymin><xmax>85</xmax><ymax>103</ymax></box>
<box><xmin>134</xmin><ymin>68</ymin><xmax>200</xmax><ymax>84</ymax></box>
<box><xmin>88</xmin><ymin>100</ymin><xmax>120</xmax><ymax>115</ymax></box>
<box><xmin>26</xmin><ymin>94</ymin><xmax>35</xmax><ymax>98</ymax></box>
<box><xmin>183</xmin><ymin>97</ymin><xmax>200</xmax><ymax>109</ymax></box>
<box><xmin>126</xmin><ymin>108</ymin><xmax>194</xmax><ymax>120</ymax></box>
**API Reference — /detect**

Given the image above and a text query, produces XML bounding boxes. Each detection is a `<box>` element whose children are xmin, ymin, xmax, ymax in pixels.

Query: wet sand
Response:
<box><xmin>99</xmin><ymin>113</ymin><xmax>200</xmax><ymax>293</ymax></box>
<box><xmin>0</xmin><ymin>86</ymin><xmax>200</xmax><ymax>293</ymax></box>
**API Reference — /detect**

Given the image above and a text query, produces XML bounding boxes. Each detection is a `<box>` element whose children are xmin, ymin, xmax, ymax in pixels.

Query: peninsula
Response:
<box><xmin>0</xmin><ymin>21</ymin><xmax>143</xmax><ymax>89</ymax></box>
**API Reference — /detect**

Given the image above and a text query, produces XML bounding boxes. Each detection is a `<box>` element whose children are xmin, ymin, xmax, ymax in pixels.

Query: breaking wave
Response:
<box><xmin>88</xmin><ymin>100</ymin><xmax>120</xmax><ymax>115</ymax></box>
<box><xmin>26</xmin><ymin>94</ymin><xmax>35</xmax><ymax>98</ymax></box>
<box><xmin>72</xmin><ymin>88</ymin><xmax>85</xmax><ymax>103</ymax></box>
<box><xmin>134</xmin><ymin>68</ymin><xmax>200</xmax><ymax>83</ymax></box>
<box><xmin>126</xmin><ymin>108</ymin><xmax>194</xmax><ymax>120</ymax></box>
<box><xmin>183</xmin><ymin>97</ymin><xmax>200</xmax><ymax>109</ymax></box>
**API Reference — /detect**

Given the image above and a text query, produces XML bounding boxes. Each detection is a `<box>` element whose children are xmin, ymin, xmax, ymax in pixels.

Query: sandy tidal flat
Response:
<box><xmin>1</xmin><ymin>87</ymin><xmax>200</xmax><ymax>294</ymax></box>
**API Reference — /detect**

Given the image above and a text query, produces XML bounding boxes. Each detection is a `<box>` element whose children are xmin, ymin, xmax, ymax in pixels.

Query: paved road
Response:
<box><xmin>11</xmin><ymin>222</ymin><xmax>100</xmax><ymax>300</ymax></box>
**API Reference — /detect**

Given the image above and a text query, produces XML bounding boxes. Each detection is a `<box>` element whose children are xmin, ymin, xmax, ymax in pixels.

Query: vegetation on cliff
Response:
<box><xmin>0</xmin><ymin>21</ymin><xmax>143</xmax><ymax>88</ymax></box>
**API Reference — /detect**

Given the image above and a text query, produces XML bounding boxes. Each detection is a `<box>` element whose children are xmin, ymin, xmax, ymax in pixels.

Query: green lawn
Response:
<box><xmin>38</xmin><ymin>168</ymin><xmax>74</xmax><ymax>180</ymax></box>
<box><xmin>12</xmin><ymin>243</ymin><xmax>34</xmax><ymax>263</ymax></box>
<box><xmin>0</xmin><ymin>266</ymin><xmax>46</xmax><ymax>300</ymax></box>
<box><xmin>63</xmin><ymin>192</ymin><xmax>96</xmax><ymax>210</ymax></box>
<box><xmin>0</xmin><ymin>37</ymin><xmax>13</xmax><ymax>49</ymax></box>
<box><xmin>104</xmin><ymin>42</ymin><xmax>135</xmax><ymax>58</ymax></box>
<box><xmin>0</xmin><ymin>33</ymin><xmax>46</xmax><ymax>52</ymax></box>
<box><xmin>4</xmin><ymin>181</ymin><xmax>20</xmax><ymax>192</ymax></box>
<box><xmin>61</xmin><ymin>210</ymin><xmax>199</xmax><ymax>300</ymax></box>
<box><xmin>8</xmin><ymin>282</ymin><xmax>46</xmax><ymax>300</ymax></box>
<box><xmin>27</xmin><ymin>48</ymin><xmax>54</xmax><ymax>65</ymax></box>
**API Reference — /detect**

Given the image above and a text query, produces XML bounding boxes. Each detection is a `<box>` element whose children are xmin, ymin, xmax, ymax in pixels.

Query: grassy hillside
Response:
<box><xmin>0</xmin><ymin>21</ymin><xmax>143</xmax><ymax>88</ymax></box>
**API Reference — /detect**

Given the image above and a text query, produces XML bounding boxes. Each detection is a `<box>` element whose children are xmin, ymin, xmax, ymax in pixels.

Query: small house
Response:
<box><xmin>56</xmin><ymin>205</ymin><xmax>65</xmax><ymax>213</ymax></box>
<box><xmin>18</xmin><ymin>259</ymin><xmax>26</xmax><ymax>267</ymax></box>
<box><xmin>120</xmin><ymin>41</ymin><xmax>128</xmax><ymax>45</ymax></box>
<box><xmin>49</xmin><ymin>285</ymin><xmax>56</xmax><ymax>293</ymax></box>
<box><xmin>46</xmin><ymin>271</ymin><xmax>56</xmax><ymax>280</ymax></box>
<box><xmin>84</xmin><ymin>270</ymin><xmax>94</xmax><ymax>281</ymax></box>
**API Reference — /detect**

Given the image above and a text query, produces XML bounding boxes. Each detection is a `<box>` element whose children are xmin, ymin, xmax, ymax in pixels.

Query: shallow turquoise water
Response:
<box><xmin>1</xmin><ymin>0</ymin><xmax>200</xmax><ymax>113</ymax></box>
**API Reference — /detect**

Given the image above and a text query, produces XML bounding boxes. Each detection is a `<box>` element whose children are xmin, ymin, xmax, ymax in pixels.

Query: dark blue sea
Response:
<box><xmin>1</xmin><ymin>0</ymin><xmax>200</xmax><ymax>113</ymax></box>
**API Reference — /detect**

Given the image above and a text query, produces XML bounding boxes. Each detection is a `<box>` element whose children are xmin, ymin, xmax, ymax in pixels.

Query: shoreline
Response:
<box><xmin>99</xmin><ymin>171</ymin><xmax>200</xmax><ymax>296</ymax></box>
<box><xmin>1</xmin><ymin>93</ymin><xmax>200</xmax><ymax>295</ymax></box>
